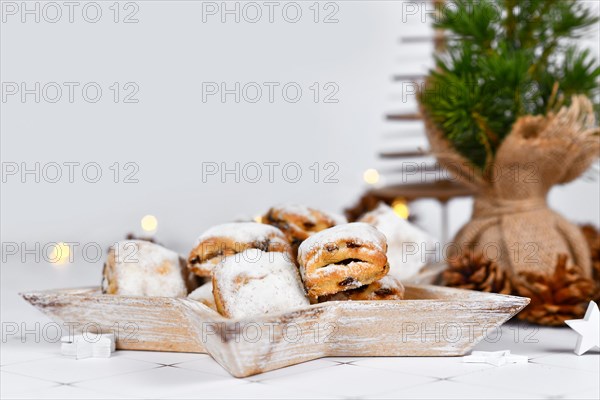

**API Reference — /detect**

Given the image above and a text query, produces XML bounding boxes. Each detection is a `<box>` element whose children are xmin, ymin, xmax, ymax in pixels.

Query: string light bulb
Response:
<box><xmin>141</xmin><ymin>215</ymin><xmax>158</xmax><ymax>232</ymax></box>
<box><xmin>49</xmin><ymin>242</ymin><xmax>71</xmax><ymax>265</ymax></box>
<box><xmin>392</xmin><ymin>198</ymin><xmax>410</xmax><ymax>219</ymax></box>
<box><xmin>363</xmin><ymin>168</ymin><xmax>380</xmax><ymax>185</ymax></box>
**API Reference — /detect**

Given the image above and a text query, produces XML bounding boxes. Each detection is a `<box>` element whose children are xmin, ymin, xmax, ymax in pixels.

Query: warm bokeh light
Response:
<box><xmin>363</xmin><ymin>168</ymin><xmax>380</xmax><ymax>185</ymax></box>
<box><xmin>49</xmin><ymin>242</ymin><xmax>71</xmax><ymax>265</ymax></box>
<box><xmin>392</xmin><ymin>198</ymin><xmax>410</xmax><ymax>219</ymax></box>
<box><xmin>141</xmin><ymin>215</ymin><xmax>158</xmax><ymax>232</ymax></box>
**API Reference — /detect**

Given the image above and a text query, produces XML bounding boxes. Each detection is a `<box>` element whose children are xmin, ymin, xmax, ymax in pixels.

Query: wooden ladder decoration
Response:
<box><xmin>347</xmin><ymin>0</ymin><xmax>474</xmax><ymax>242</ymax></box>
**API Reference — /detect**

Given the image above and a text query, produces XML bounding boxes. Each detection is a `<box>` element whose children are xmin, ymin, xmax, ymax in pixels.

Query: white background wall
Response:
<box><xmin>1</xmin><ymin>0</ymin><xmax>599</xmax><ymax>271</ymax></box>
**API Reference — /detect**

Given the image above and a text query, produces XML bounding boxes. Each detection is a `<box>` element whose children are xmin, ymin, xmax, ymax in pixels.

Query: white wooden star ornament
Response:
<box><xmin>462</xmin><ymin>350</ymin><xmax>528</xmax><ymax>366</ymax></box>
<box><xmin>565</xmin><ymin>301</ymin><xmax>600</xmax><ymax>356</ymax></box>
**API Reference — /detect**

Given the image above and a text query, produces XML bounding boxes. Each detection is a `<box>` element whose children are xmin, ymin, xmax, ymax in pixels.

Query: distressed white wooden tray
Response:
<box><xmin>21</xmin><ymin>285</ymin><xmax>529</xmax><ymax>377</ymax></box>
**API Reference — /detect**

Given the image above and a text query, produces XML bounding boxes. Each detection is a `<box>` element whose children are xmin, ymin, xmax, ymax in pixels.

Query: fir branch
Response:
<box><xmin>420</xmin><ymin>0</ymin><xmax>600</xmax><ymax>170</ymax></box>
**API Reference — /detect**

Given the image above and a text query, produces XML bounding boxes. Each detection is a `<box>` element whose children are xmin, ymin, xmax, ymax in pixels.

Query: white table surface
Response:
<box><xmin>1</xmin><ymin>263</ymin><xmax>599</xmax><ymax>399</ymax></box>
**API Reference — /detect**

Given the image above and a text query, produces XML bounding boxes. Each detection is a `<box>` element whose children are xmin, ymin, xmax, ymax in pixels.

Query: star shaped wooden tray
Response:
<box><xmin>21</xmin><ymin>285</ymin><xmax>529</xmax><ymax>377</ymax></box>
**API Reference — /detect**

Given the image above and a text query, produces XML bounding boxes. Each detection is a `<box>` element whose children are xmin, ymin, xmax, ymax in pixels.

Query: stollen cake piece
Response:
<box><xmin>360</xmin><ymin>203</ymin><xmax>439</xmax><ymax>280</ymax></box>
<box><xmin>212</xmin><ymin>249</ymin><xmax>309</xmax><ymax>318</ymax></box>
<box><xmin>187</xmin><ymin>281</ymin><xmax>217</xmax><ymax>311</ymax></box>
<box><xmin>188</xmin><ymin>222</ymin><xmax>291</xmax><ymax>277</ymax></box>
<box><xmin>317</xmin><ymin>275</ymin><xmax>404</xmax><ymax>303</ymax></box>
<box><xmin>102</xmin><ymin>240</ymin><xmax>198</xmax><ymax>297</ymax></box>
<box><xmin>262</xmin><ymin>204</ymin><xmax>346</xmax><ymax>252</ymax></box>
<box><xmin>298</xmin><ymin>222</ymin><xmax>389</xmax><ymax>298</ymax></box>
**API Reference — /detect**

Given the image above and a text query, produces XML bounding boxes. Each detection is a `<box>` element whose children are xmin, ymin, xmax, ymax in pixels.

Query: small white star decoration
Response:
<box><xmin>565</xmin><ymin>301</ymin><xmax>600</xmax><ymax>356</ymax></box>
<box><xmin>462</xmin><ymin>350</ymin><xmax>528</xmax><ymax>366</ymax></box>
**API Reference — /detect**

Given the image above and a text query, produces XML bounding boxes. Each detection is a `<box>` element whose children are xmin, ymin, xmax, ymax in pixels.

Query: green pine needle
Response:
<box><xmin>420</xmin><ymin>0</ymin><xmax>600</xmax><ymax>170</ymax></box>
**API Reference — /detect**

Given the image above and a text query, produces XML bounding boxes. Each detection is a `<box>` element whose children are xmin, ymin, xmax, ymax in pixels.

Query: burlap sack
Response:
<box><xmin>422</xmin><ymin>96</ymin><xmax>600</xmax><ymax>280</ymax></box>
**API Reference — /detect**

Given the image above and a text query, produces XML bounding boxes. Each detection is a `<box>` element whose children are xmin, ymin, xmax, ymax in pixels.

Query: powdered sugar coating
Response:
<box><xmin>371</xmin><ymin>275</ymin><xmax>402</xmax><ymax>290</ymax></box>
<box><xmin>273</xmin><ymin>204</ymin><xmax>346</xmax><ymax>223</ymax></box>
<box><xmin>188</xmin><ymin>282</ymin><xmax>216</xmax><ymax>310</ymax></box>
<box><xmin>102</xmin><ymin>240</ymin><xmax>187</xmax><ymax>297</ymax></box>
<box><xmin>194</xmin><ymin>222</ymin><xmax>287</xmax><ymax>246</ymax></box>
<box><xmin>360</xmin><ymin>204</ymin><xmax>440</xmax><ymax>280</ymax></box>
<box><xmin>298</xmin><ymin>222</ymin><xmax>387</xmax><ymax>261</ymax></box>
<box><xmin>213</xmin><ymin>249</ymin><xmax>309</xmax><ymax>319</ymax></box>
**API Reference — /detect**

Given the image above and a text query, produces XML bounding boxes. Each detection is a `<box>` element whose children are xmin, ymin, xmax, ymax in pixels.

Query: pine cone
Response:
<box><xmin>515</xmin><ymin>254</ymin><xmax>595</xmax><ymax>326</ymax></box>
<box><xmin>443</xmin><ymin>251</ymin><xmax>512</xmax><ymax>294</ymax></box>
<box><xmin>581</xmin><ymin>225</ymin><xmax>600</xmax><ymax>257</ymax></box>
<box><xmin>344</xmin><ymin>194</ymin><xmax>382</xmax><ymax>222</ymax></box>
<box><xmin>580</xmin><ymin>224</ymin><xmax>600</xmax><ymax>302</ymax></box>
